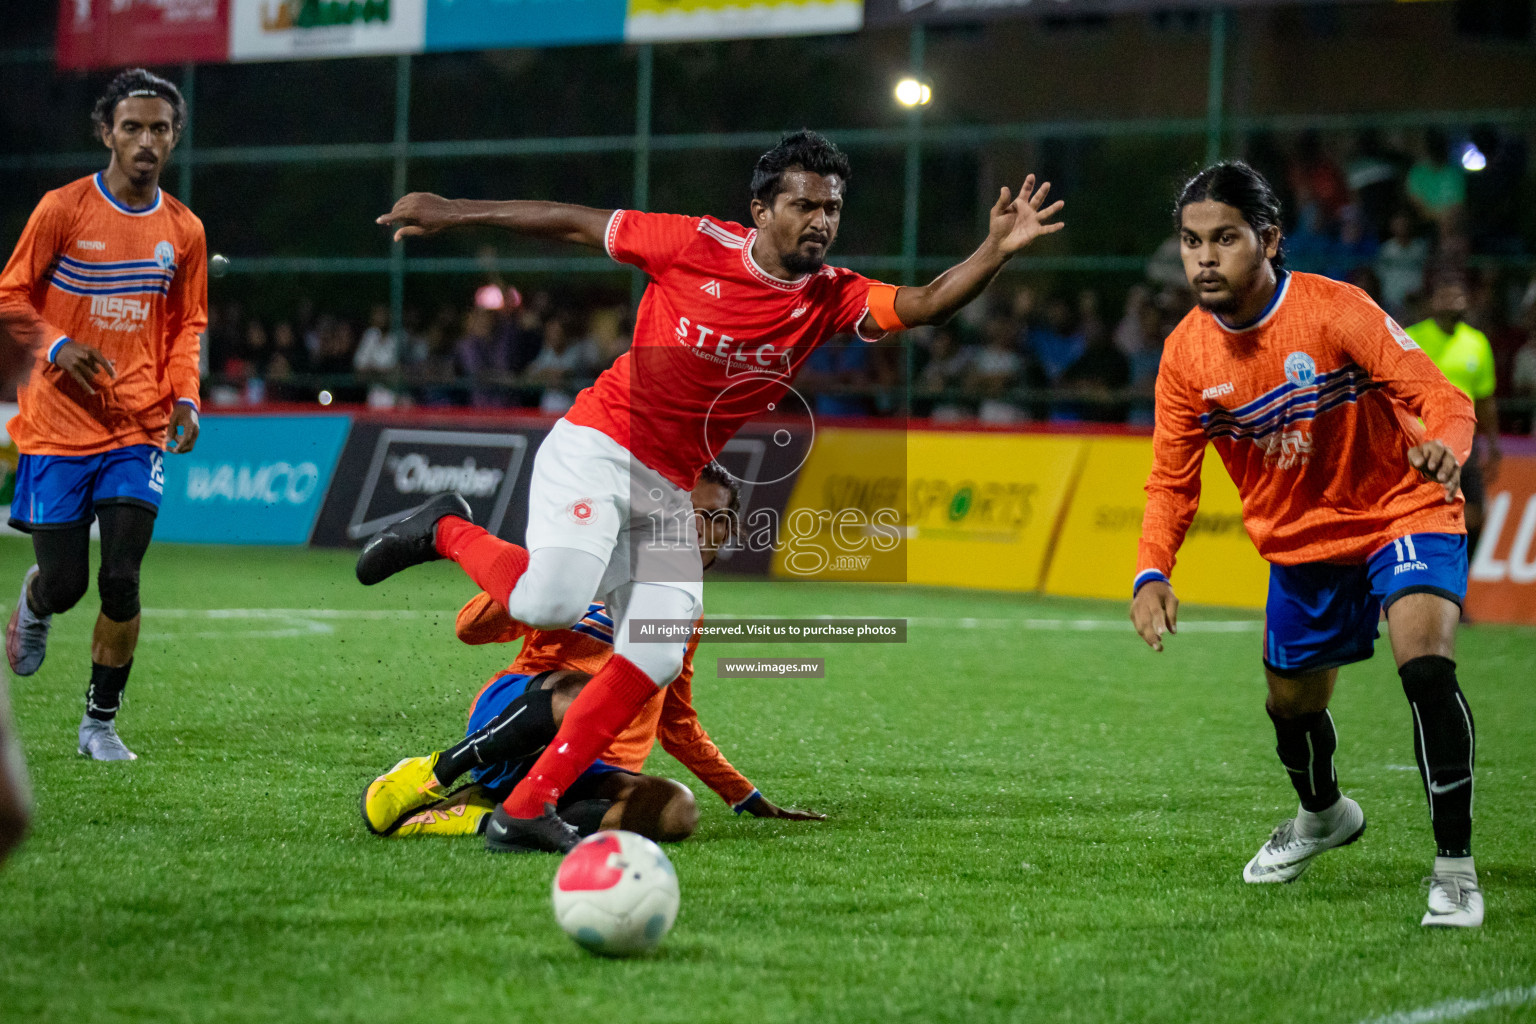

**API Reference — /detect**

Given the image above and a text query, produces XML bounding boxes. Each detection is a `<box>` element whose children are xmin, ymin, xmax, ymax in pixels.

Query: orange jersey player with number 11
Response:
<box><xmin>0</xmin><ymin>69</ymin><xmax>205</xmax><ymax>763</ymax></box>
<box><xmin>361</xmin><ymin>130</ymin><xmax>1064</xmax><ymax>854</ymax></box>
<box><xmin>1129</xmin><ymin>162</ymin><xmax>1483</xmax><ymax>927</ymax></box>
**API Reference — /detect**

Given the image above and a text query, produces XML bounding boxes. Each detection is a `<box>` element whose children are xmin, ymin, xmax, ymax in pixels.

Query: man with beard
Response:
<box><xmin>1129</xmin><ymin>162</ymin><xmax>1483</xmax><ymax>927</ymax></box>
<box><xmin>0</xmin><ymin>68</ymin><xmax>205</xmax><ymax>761</ymax></box>
<box><xmin>362</xmin><ymin>129</ymin><xmax>1063</xmax><ymax>853</ymax></box>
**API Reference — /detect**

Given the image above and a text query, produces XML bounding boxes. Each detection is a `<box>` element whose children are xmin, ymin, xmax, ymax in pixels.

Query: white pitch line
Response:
<box><xmin>1354</xmin><ymin>985</ymin><xmax>1536</xmax><ymax>1024</ymax></box>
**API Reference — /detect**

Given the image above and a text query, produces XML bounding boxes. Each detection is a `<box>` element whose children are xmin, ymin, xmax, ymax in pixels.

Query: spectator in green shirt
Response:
<box><xmin>1406</xmin><ymin>272</ymin><xmax>1501</xmax><ymax>555</ymax></box>
<box><xmin>1407</xmin><ymin>129</ymin><xmax>1466</xmax><ymax>233</ymax></box>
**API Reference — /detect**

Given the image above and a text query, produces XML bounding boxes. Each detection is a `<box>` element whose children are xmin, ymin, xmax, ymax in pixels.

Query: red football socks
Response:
<box><xmin>433</xmin><ymin>516</ymin><xmax>530</xmax><ymax>605</ymax></box>
<box><xmin>501</xmin><ymin>655</ymin><xmax>659</xmax><ymax>818</ymax></box>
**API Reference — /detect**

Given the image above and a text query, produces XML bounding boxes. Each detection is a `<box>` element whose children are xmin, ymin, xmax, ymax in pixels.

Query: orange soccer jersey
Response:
<box><xmin>1138</xmin><ymin>271</ymin><xmax>1476</xmax><ymax>581</ymax></box>
<box><xmin>454</xmin><ymin>592</ymin><xmax>757</xmax><ymax>808</ymax></box>
<box><xmin>0</xmin><ymin>174</ymin><xmax>206</xmax><ymax>456</ymax></box>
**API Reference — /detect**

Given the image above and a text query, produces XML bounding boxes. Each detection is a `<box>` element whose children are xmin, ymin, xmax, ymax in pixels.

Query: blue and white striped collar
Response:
<box><xmin>94</xmin><ymin>172</ymin><xmax>162</xmax><ymax>217</ymax></box>
<box><xmin>1211</xmin><ymin>270</ymin><xmax>1290</xmax><ymax>335</ymax></box>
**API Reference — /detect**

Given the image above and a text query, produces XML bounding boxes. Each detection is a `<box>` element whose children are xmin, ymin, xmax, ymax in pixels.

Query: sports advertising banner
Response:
<box><xmin>864</xmin><ymin>0</ymin><xmax>1367</xmax><ymax>25</ymax></box>
<box><xmin>624</xmin><ymin>0</ymin><xmax>862</xmax><ymax>41</ymax></box>
<box><xmin>1043</xmin><ymin>436</ymin><xmax>1267</xmax><ymax>608</ymax></box>
<box><xmin>228</xmin><ymin>0</ymin><xmax>428</xmax><ymax>61</ymax></box>
<box><xmin>425</xmin><ymin>0</ymin><xmax>628</xmax><ymax>50</ymax></box>
<box><xmin>1466</xmin><ymin>453</ymin><xmax>1536</xmax><ymax>625</ymax></box>
<box><xmin>56</xmin><ymin>0</ymin><xmax>231</xmax><ymax>70</ymax></box>
<box><xmin>155</xmin><ymin>414</ymin><xmax>353</xmax><ymax>544</ymax></box>
<box><xmin>770</xmin><ymin>427</ymin><xmax>908</xmax><ymax>583</ymax></box>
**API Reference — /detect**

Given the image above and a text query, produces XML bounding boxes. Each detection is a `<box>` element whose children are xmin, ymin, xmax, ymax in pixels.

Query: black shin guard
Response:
<box><xmin>86</xmin><ymin>660</ymin><xmax>133</xmax><ymax>721</ymax></box>
<box><xmin>1400</xmin><ymin>655</ymin><xmax>1475</xmax><ymax>858</ymax></box>
<box><xmin>434</xmin><ymin>686</ymin><xmax>557</xmax><ymax>785</ymax></box>
<box><xmin>1267</xmin><ymin>705</ymin><xmax>1341</xmax><ymax>813</ymax></box>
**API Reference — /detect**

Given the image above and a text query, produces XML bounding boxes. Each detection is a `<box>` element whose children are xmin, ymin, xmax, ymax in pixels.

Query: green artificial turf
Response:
<box><xmin>0</xmin><ymin>542</ymin><xmax>1532</xmax><ymax>1024</ymax></box>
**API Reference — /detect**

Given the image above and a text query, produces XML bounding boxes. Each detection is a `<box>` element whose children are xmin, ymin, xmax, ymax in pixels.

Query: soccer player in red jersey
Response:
<box><xmin>360</xmin><ymin>465</ymin><xmax>822</xmax><ymax>843</ymax></box>
<box><xmin>1129</xmin><ymin>163</ymin><xmax>1483</xmax><ymax>927</ymax></box>
<box><xmin>0</xmin><ymin>69</ymin><xmax>206</xmax><ymax>761</ymax></box>
<box><xmin>361</xmin><ymin>130</ymin><xmax>1063</xmax><ymax>852</ymax></box>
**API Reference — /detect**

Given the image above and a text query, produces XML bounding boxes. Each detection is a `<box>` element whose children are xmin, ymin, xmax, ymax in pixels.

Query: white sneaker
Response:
<box><xmin>78</xmin><ymin>715</ymin><xmax>137</xmax><ymax>761</ymax></box>
<box><xmin>6</xmin><ymin>565</ymin><xmax>52</xmax><ymax>676</ymax></box>
<box><xmin>1243</xmin><ymin>796</ymin><xmax>1366</xmax><ymax>883</ymax></box>
<box><xmin>1423</xmin><ymin>874</ymin><xmax>1484</xmax><ymax>928</ymax></box>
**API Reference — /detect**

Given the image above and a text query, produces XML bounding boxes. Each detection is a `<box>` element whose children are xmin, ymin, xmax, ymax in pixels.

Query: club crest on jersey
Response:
<box><xmin>154</xmin><ymin>241</ymin><xmax>175</xmax><ymax>270</ymax></box>
<box><xmin>1283</xmin><ymin>351</ymin><xmax>1316</xmax><ymax>387</ymax></box>
<box><xmin>567</xmin><ymin>499</ymin><xmax>597</xmax><ymax>525</ymax></box>
<box><xmin>1385</xmin><ymin>315</ymin><xmax>1419</xmax><ymax>352</ymax></box>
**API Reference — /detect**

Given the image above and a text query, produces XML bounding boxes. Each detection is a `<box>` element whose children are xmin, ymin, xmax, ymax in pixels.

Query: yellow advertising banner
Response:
<box><xmin>769</xmin><ymin>428</ymin><xmax>1087</xmax><ymax>590</ymax></box>
<box><xmin>625</xmin><ymin>0</ymin><xmax>862</xmax><ymax>41</ymax></box>
<box><xmin>1043</xmin><ymin>436</ymin><xmax>1268</xmax><ymax>608</ymax></box>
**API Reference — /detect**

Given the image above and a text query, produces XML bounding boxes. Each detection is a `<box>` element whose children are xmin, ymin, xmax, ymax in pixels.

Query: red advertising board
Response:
<box><xmin>57</xmin><ymin>0</ymin><xmax>230</xmax><ymax>71</ymax></box>
<box><xmin>1466</xmin><ymin>452</ymin><xmax>1536</xmax><ymax>625</ymax></box>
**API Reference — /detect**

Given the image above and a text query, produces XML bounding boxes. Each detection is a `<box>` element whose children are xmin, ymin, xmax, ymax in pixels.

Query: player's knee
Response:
<box><xmin>35</xmin><ymin>565</ymin><xmax>89</xmax><ymax>615</ymax></box>
<box><xmin>512</xmin><ymin>590</ymin><xmax>591</xmax><ymax>631</ymax></box>
<box><xmin>97</xmin><ymin>566</ymin><xmax>142</xmax><ymax>623</ymax></box>
<box><xmin>621</xmin><ymin>643</ymin><xmax>686</xmax><ymax>687</ymax></box>
<box><xmin>627</xmin><ymin>777</ymin><xmax>695</xmax><ymax>843</ymax></box>
<box><xmin>656</xmin><ymin>784</ymin><xmax>698</xmax><ymax>843</ymax></box>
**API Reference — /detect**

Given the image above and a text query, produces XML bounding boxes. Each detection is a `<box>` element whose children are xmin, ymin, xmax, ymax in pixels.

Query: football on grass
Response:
<box><xmin>551</xmin><ymin>830</ymin><xmax>680</xmax><ymax>957</ymax></box>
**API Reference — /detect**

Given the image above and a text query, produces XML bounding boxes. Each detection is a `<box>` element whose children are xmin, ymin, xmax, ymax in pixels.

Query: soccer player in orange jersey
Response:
<box><xmin>0</xmin><ymin>69</ymin><xmax>206</xmax><ymax>761</ymax></box>
<box><xmin>361</xmin><ymin>464</ymin><xmax>823</xmax><ymax>841</ymax></box>
<box><xmin>1129</xmin><ymin>163</ymin><xmax>1482</xmax><ymax>927</ymax></box>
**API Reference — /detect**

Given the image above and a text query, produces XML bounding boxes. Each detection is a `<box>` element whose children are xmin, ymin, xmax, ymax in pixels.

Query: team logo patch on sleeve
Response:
<box><xmin>568</xmin><ymin>499</ymin><xmax>597</xmax><ymax>525</ymax></box>
<box><xmin>1386</xmin><ymin>315</ymin><xmax>1419</xmax><ymax>351</ymax></box>
<box><xmin>1283</xmin><ymin>351</ymin><xmax>1317</xmax><ymax>387</ymax></box>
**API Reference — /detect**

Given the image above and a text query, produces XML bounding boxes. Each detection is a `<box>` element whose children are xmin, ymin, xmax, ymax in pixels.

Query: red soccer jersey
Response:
<box><xmin>0</xmin><ymin>173</ymin><xmax>205</xmax><ymax>456</ymax></box>
<box><xmin>1138</xmin><ymin>271</ymin><xmax>1475</xmax><ymax>579</ymax></box>
<box><xmin>565</xmin><ymin>210</ymin><xmax>890</xmax><ymax>490</ymax></box>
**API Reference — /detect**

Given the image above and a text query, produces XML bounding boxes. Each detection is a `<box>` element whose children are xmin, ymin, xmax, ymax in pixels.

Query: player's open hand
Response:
<box><xmin>989</xmin><ymin>175</ymin><xmax>1065</xmax><ymax>256</ymax></box>
<box><xmin>53</xmin><ymin>340</ymin><xmax>115</xmax><ymax>396</ymax></box>
<box><xmin>377</xmin><ymin>192</ymin><xmax>457</xmax><ymax>242</ymax></box>
<box><xmin>166</xmin><ymin>401</ymin><xmax>199</xmax><ymax>454</ymax></box>
<box><xmin>1407</xmin><ymin>440</ymin><xmax>1461</xmax><ymax>503</ymax></box>
<box><xmin>1130</xmin><ymin>579</ymin><xmax>1179</xmax><ymax>653</ymax></box>
<box><xmin>741</xmin><ymin>793</ymin><xmax>826</xmax><ymax>821</ymax></box>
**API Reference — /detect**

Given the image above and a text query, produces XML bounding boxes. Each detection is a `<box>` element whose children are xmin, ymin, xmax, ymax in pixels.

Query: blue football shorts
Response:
<box><xmin>9</xmin><ymin>444</ymin><xmax>165</xmax><ymax>532</ymax></box>
<box><xmin>1263</xmin><ymin>532</ymin><xmax>1468</xmax><ymax>677</ymax></box>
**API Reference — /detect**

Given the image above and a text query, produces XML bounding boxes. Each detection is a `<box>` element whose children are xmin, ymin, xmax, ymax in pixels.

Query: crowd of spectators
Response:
<box><xmin>202</xmin><ymin>128</ymin><xmax>1536</xmax><ymax>430</ymax></box>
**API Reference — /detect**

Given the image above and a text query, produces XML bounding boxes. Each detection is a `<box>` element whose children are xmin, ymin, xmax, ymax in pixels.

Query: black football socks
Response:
<box><xmin>1267</xmin><ymin>704</ymin><xmax>1342</xmax><ymax>814</ymax></box>
<box><xmin>1400</xmin><ymin>655</ymin><xmax>1475</xmax><ymax>859</ymax></box>
<box><xmin>85</xmin><ymin>660</ymin><xmax>132</xmax><ymax>721</ymax></box>
<box><xmin>433</xmin><ymin>686</ymin><xmax>557</xmax><ymax>786</ymax></box>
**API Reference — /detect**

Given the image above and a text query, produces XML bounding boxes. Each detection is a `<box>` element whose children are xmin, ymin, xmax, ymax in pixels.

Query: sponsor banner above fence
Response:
<box><xmin>864</xmin><ymin>0</ymin><xmax>1368</xmax><ymax>26</ymax></box>
<box><xmin>1466</xmin><ymin>454</ymin><xmax>1536</xmax><ymax>625</ymax></box>
<box><xmin>57</xmin><ymin>0</ymin><xmax>231</xmax><ymax>70</ymax></box>
<box><xmin>60</xmin><ymin>0</ymin><xmax>861</xmax><ymax>65</ymax></box>
<box><xmin>156</xmin><ymin>414</ymin><xmax>353</xmax><ymax>544</ymax></box>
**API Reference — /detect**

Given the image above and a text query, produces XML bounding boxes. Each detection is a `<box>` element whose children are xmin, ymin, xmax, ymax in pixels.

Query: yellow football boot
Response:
<box><xmin>392</xmin><ymin>787</ymin><xmax>497</xmax><ymax>838</ymax></box>
<box><xmin>361</xmin><ymin>753</ymin><xmax>448</xmax><ymax>835</ymax></box>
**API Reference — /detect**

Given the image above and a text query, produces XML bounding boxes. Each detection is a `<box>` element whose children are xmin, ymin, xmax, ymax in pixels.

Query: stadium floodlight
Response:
<box><xmin>894</xmin><ymin>77</ymin><xmax>932</xmax><ymax>108</ymax></box>
<box><xmin>1460</xmin><ymin>142</ymin><xmax>1487</xmax><ymax>172</ymax></box>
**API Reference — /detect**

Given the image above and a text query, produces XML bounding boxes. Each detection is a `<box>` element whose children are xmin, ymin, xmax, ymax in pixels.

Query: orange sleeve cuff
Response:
<box><xmin>866</xmin><ymin>283</ymin><xmax>905</xmax><ymax>333</ymax></box>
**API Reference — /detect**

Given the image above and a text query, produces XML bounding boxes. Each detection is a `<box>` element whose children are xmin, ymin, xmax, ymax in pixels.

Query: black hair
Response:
<box><xmin>750</xmin><ymin>130</ymin><xmax>851</xmax><ymax>206</ymax></box>
<box><xmin>697</xmin><ymin>461</ymin><xmax>743</xmax><ymax>516</ymax></box>
<box><xmin>1174</xmin><ymin>161</ymin><xmax>1287</xmax><ymax>269</ymax></box>
<box><xmin>92</xmin><ymin>68</ymin><xmax>187</xmax><ymax>136</ymax></box>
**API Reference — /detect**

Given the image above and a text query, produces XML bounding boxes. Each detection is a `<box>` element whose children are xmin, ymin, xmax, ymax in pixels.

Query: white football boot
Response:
<box><xmin>1422</xmin><ymin>859</ymin><xmax>1483</xmax><ymax>928</ymax></box>
<box><xmin>1243</xmin><ymin>795</ymin><xmax>1366</xmax><ymax>883</ymax></box>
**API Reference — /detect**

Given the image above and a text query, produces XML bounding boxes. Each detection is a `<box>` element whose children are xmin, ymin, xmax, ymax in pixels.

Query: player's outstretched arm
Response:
<box><xmin>377</xmin><ymin>193</ymin><xmax>614</xmax><ymax>249</ymax></box>
<box><xmin>890</xmin><ymin>175</ymin><xmax>1064</xmax><ymax>329</ymax></box>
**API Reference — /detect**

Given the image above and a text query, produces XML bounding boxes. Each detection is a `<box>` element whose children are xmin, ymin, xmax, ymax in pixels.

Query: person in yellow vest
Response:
<box><xmin>1406</xmin><ymin>273</ymin><xmax>1501</xmax><ymax>556</ymax></box>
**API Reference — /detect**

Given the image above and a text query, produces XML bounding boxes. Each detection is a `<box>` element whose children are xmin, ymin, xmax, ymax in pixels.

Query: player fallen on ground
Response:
<box><xmin>362</xmin><ymin>464</ymin><xmax>824</xmax><ymax>841</ymax></box>
<box><xmin>0</xmin><ymin>69</ymin><xmax>205</xmax><ymax>761</ymax></box>
<box><xmin>1129</xmin><ymin>162</ymin><xmax>1484</xmax><ymax>927</ymax></box>
<box><xmin>362</xmin><ymin>130</ymin><xmax>1063</xmax><ymax>852</ymax></box>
